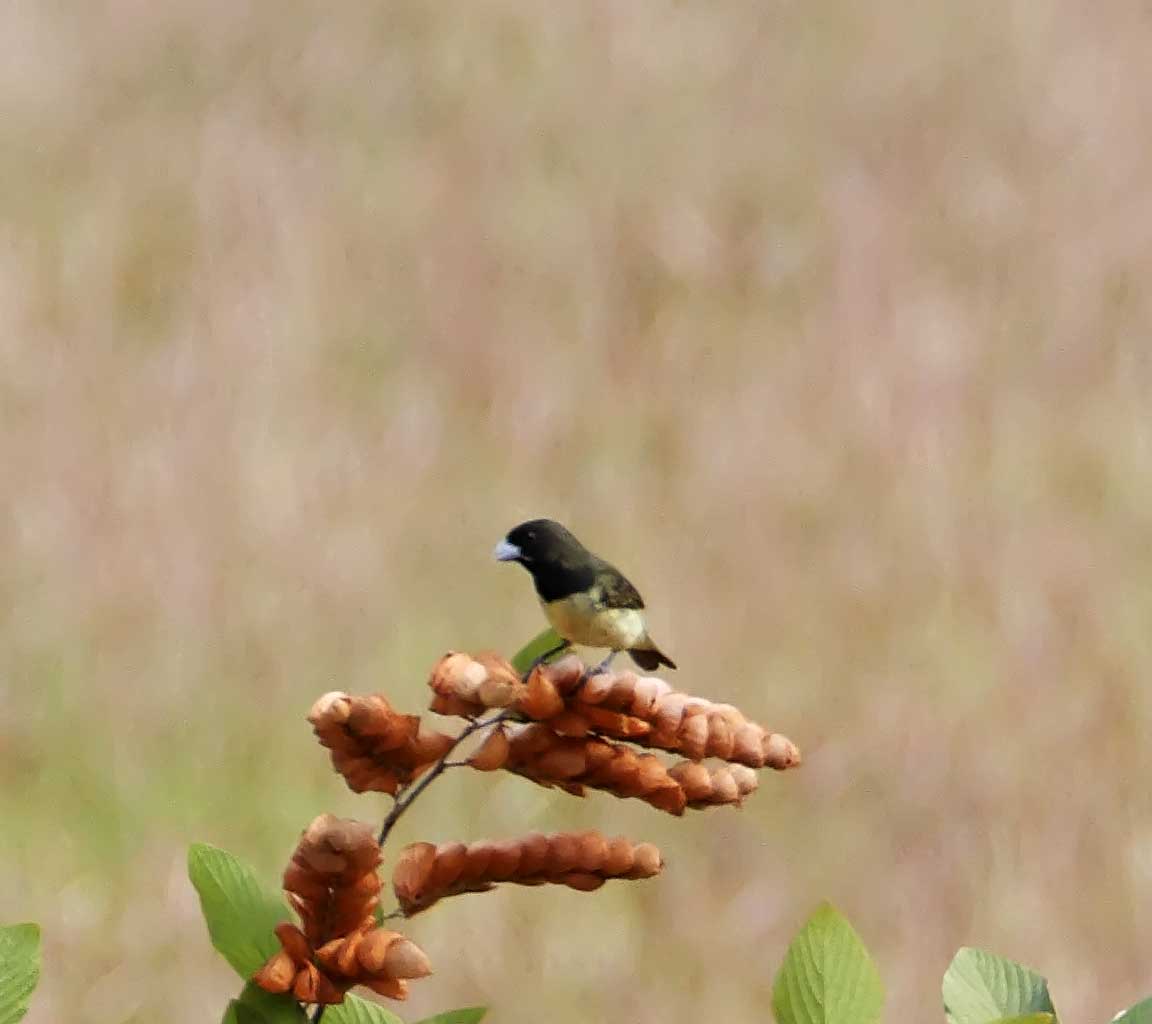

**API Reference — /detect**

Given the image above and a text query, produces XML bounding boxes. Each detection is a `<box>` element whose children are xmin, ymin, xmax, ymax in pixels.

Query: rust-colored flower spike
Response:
<box><xmin>310</xmin><ymin>691</ymin><xmax>456</xmax><ymax>795</ymax></box>
<box><xmin>253</xmin><ymin>815</ymin><xmax>432</xmax><ymax>1003</ymax></box>
<box><xmin>546</xmin><ymin>660</ymin><xmax>801</xmax><ymax>770</ymax></box>
<box><xmin>429</xmin><ymin>652</ymin><xmax>801</xmax><ymax>771</ymax></box>
<box><xmin>470</xmin><ymin>723</ymin><xmax>688</xmax><ymax>815</ymax></box>
<box><xmin>392</xmin><ymin>830</ymin><xmax>663</xmax><ymax>915</ymax></box>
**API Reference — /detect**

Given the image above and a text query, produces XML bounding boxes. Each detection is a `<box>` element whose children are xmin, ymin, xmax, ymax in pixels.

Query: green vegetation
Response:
<box><xmin>0</xmin><ymin>925</ymin><xmax>40</xmax><ymax>1024</ymax></box>
<box><xmin>773</xmin><ymin>904</ymin><xmax>883</xmax><ymax>1024</ymax></box>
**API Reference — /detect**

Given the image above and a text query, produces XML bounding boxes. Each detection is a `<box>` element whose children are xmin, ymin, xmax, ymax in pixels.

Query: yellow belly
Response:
<box><xmin>543</xmin><ymin>592</ymin><xmax>647</xmax><ymax>650</ymax></box>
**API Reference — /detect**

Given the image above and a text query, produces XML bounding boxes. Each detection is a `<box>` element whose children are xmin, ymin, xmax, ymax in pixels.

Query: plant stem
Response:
<box><xmin>377</xmin><ymin>708</ymin><xmax>515</xmax><ymax>846</ymax></box>
<box><xmin>311</xmin><ymin>1007</ymin><xmax>326</xmax><ymax>1023</ymax></box>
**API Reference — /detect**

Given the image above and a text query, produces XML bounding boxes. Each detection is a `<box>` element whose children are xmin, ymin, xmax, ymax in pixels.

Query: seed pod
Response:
<box><xmin>383</xmin><ymin>937</ymin><xmax>433</xmax><ymax>979</ymax></box>
<box><xmin>253</xmin><ymin>950</ymin><xmax>295</xmax><ymax>993</ymax></box>
<box><xmin>520</xmin><ymin>666</ymin><xmax>566</xmax><ymax>719</ymax></box>
<box><xmin>469</xmin><ymin>727</ymin><xmax>511</xmax><ymax>770</ymax></box>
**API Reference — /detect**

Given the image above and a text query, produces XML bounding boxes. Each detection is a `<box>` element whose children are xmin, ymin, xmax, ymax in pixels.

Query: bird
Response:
<box><xmin>493</xmin><ymin>518</ymin><xmax>676</xmax><ymax>675</ymax></box>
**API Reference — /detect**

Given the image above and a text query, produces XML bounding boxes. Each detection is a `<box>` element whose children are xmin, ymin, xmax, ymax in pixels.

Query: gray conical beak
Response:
<box><xmin>493</xmin><ymin>539</ymin><xmax>521</xmax><ymax>562</ymax></box>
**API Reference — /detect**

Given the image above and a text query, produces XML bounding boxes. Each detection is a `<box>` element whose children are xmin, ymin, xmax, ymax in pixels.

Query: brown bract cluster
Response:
<box><xmin>428</xmin><ymin>652</ymin><xmax>801</xmax><ymax>770</ymax></box>
<box><xmin>392</xmin><ymin>830</ymin><xmax>663</xmax><ymax>915</ymax></box>
<box><xmin>427</xmin><ymin>651</ymin><xmax>529</xmax><ymax>717</ymax></box>
<box><xmin>309</xmin><ymin>691</ymin><xmax>456</xmax><ymax>795</ymax></box>
<box><xmin>669</xmin><ymin>761</ymin><xmax>759</xmax><ymax>808</ymax></box>
<box><xmin>253</xmin><ymin>815</ymin><xmax>431</xmax><ymax>1003</ymax></box>
<box><xmin>471</xmin><ymin>722</ymin><xmax>689</xmax><ymax>814</ymax></box>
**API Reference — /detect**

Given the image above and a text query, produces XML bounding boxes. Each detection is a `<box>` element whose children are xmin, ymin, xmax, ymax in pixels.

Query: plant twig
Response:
<box><xmin>377</xmin><ymin>708</ymin><xmax>515</xmax><ymax>846</ymax></box>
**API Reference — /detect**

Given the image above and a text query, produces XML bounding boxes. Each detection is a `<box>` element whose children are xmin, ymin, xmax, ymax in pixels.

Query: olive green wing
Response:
<box><xmin>594</xmin><ymin>563</ymin><xmax>646</xmax><ymax>610</ymax></box>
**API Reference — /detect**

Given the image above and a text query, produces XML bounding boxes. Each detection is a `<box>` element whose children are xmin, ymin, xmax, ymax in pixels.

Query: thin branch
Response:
<box><xmin>377</xmin><ymin>708</ymin><xmax>515</xmax><ymax>846</ymax></box>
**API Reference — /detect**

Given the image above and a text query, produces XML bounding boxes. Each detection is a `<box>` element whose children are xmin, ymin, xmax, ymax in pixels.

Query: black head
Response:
<box><xmin>493</xmin><ymin>519</ymin><xmax>601</xmax><ymax>601</ymax></box>
<box><xmin>493</xmin><ymin>519</ymin><xmax>590</xmax><ymax>569</ymax></box>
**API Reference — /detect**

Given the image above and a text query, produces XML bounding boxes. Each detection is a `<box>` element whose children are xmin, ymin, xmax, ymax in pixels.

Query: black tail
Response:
<box><xmin>629</xmin><ymin>646</ymin><xmax>677</xmax><ymax>671</ymax></box>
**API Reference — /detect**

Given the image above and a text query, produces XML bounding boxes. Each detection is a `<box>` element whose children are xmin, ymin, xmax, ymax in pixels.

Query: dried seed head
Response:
<box><xmin>311</xmin><ymin>692</ymin><xmax>457</xmax><ymax>794</ymax></box>
<box><xmin>392</xmin><ymin>831</ymin><xmax>664</xmax><ymax>915</ymax></box>
<box><xmin>426</xmin><ymin>650</ymin><xmax>801</xmax><ymax>778</ymax></box>
<box><xmin>513</xmin><ymin>661</ymin><xmax>802</xmax><ymax>771</ymax></box>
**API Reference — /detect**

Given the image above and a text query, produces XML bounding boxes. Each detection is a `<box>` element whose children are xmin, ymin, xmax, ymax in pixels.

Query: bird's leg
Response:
<box><xmin>523</xmin><ymin>639</ymin><xmax>572</xmax><ymax>677</ymax></box>
<box><xmin>584</xmin><ymin>650</ymin><xmax>618</xmax><ymax>679</ymax></box>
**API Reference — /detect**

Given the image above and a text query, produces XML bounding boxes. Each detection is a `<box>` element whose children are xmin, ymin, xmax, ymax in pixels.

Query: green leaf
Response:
<box><xmin>1113</xmin><ymin>997</ymin><xmax>1152</xmax><ymax>1024</ymax></box>
<box><xmin>188</xmin><ymin>843</ymin><xmax>288</xmax><ymax>979</ymax></box>
<box><xmin>943</xmin><ymin>947</ymin><xmax>1055</xmax><ymax>1024</ymax></box>
<box><xmin>988</xmin><ymin>1016</ymin><xmax>1056</xmax><ymax>1024</ymax></box>
<box><xmin>222</xmin><ymin>1000</ymin><xmax>270</xmax><ymax>1024</ymax></box>
<box><xmin>325</xmin><ymin>993</ymin><xmax>407</xmax><ymax>1024</ymax></box>
<box><xmin>510</xmin><ymin>627</ymin><xmax>565</xmax><ymax>674</ymax></box>
<box><xmin>772</xmin><ymin>903</ymin><xmax>884</xmax><ymax>1024</ymax></box>
<box><xmin>415</xmin><ymin>1010</ymin><xmax>489</xmax><ymax>1024</ymax></box>
<box><xmin>0</xmin><ymin>923</ymin><xmax>40</xmax><ymax>1024</ymax></box>
<box><xmin>235</xmin><ymin>982</ymin><xmax>307</xmax><ymax>1023</ymax></box>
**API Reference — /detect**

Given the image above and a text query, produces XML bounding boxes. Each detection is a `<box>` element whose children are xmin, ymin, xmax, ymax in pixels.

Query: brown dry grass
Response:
<box><xmin>4</xmin><ymin>1</ymin><xmax>1152</xmax><ymax>1021</ymax></box>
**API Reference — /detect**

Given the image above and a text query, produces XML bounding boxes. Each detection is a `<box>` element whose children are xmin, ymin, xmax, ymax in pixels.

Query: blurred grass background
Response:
<box><xmin>3</xmin><ymin>1</ymin><xmax>1152</xmax><ymax>1020</ymax></box>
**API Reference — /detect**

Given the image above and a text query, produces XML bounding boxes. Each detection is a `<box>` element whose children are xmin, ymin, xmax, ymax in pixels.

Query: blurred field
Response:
<box><xmin>3</xmin><ymin>1</ymin><xmax>1152</xmax><ymax>1020</ymax></box>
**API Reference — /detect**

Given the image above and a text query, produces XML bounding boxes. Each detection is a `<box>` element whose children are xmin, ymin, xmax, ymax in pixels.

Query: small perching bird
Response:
<box><xmin>494</xmin><ymin>518</ymin><xmax>676</xmax><ymax>674</ymax></box>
